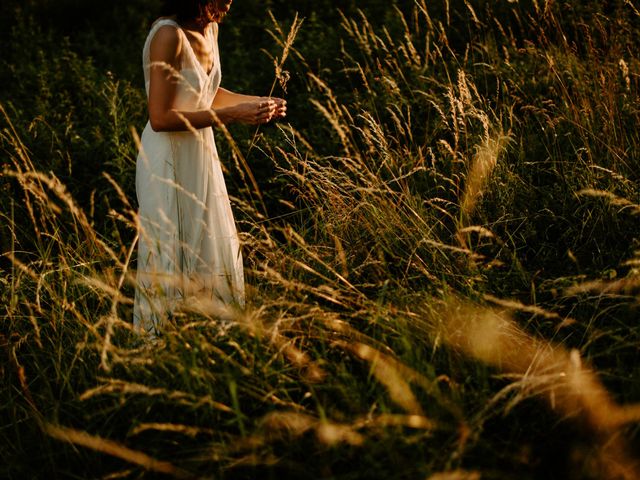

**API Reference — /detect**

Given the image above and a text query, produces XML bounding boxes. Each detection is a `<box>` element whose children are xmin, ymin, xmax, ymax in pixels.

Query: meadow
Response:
<box><xmin>1</xmin><ymin>0</ymin><xmax>639</xmax><ymax>478</ymax></box>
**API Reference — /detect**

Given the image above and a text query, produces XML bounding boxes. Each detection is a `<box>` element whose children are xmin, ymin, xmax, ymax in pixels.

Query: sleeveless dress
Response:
<box><xmin>134</xmin><ymin>18</ymin><xmax>245</xmax><ymax>333</ymax></box>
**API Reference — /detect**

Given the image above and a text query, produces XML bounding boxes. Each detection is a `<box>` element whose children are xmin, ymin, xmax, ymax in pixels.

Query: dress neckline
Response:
<box><xmin>179</xmin><ymin>23</ymin><xmax>216</xmax><ymax>78</ymax></box>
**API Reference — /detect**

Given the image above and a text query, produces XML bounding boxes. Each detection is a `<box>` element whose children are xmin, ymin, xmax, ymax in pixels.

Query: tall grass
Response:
<box><xmin>1</xmin><ymin>1</ymin><xmax>640</xmax><ymax>478</ymax></box>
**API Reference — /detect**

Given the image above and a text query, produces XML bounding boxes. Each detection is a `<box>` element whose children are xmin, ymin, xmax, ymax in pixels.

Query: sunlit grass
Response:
<box><xmin>1</xmin><ymin>1</ymin><xmax>639</xmax><ymax>478</ymax></box>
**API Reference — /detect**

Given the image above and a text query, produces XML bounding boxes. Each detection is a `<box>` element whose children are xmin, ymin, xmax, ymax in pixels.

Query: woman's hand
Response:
<box><xmin>215</xmin><ymin>99</ymin><xmax>276</xmax><ymax>125</ymax></box>
<box><xmin>260</xmin><ymin>97</ymin><xmax>287</xmax><ymax>120</ymax></box>
<box><xmin>211</xmin><ymin>88</ymin><xmax>288</xmax><ymax>125</ymax></box>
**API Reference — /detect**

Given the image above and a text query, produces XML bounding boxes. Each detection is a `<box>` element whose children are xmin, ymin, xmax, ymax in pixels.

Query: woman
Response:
<box><xmin>134</xmin><ymin>0</ymin><xmax>286</xmax><ymax>333</ymax></box>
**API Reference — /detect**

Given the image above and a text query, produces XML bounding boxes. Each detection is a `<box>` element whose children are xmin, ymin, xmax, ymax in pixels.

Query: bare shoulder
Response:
<box><xmin>150</xmin><ymin>24</ymin><xmax>182</xmax><ymax>62</ymax></box>
<box><xmin>209</xmin><ymin>22</ymin><xmax>219</xmax><ymax>41</ymax></box>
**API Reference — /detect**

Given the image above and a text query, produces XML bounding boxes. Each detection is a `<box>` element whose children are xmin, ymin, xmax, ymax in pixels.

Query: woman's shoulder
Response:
<box><xmin>209</xmin><ymin>22</ymin><xmax>219</xmax><ymax>42</ymax></box>
<box><xmin>148</xmin><ymin>19</ymin><xmax>182</xmax><ymax>59</ymax></box>
<box><xmin>148</xmin><ymin>17</ymin><xmax>180</xmax><ymax>38</ymax></box>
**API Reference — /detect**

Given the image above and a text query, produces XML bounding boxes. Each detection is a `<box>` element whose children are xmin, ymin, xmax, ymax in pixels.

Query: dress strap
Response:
<box><xmin>142</xmin><ymin>18</ymin><xmax>182</xmax><ymax>97</ymax></box>
<box><xmin>149</xmin><ymin>17</ymin><xmax>180</xmax><ymax>33</ymax></box>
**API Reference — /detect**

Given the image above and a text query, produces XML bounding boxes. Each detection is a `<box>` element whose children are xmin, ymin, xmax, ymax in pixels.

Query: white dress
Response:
<box><xmin>134</xmin><ymin>18</ymin><xmax>244</xmax><ymax>333</ymax></box>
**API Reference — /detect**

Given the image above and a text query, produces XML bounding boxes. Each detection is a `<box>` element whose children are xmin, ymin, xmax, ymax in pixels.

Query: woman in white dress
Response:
<box><xmin>134</xmin><ymin>0</ymin><xmax>286</xmax><ymax>333</ymax></box>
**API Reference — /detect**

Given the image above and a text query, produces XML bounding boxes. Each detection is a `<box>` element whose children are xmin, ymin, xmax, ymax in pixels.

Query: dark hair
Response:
<box><xmin>161</xmin><ymin>0</ymin><xmax>225</xmax><ymax>25</ymax></box>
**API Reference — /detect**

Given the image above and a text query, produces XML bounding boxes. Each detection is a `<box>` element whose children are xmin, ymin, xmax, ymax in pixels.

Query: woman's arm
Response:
<box><xmin>212</xmin><ymin>88</ymin><xmax>260</xmax><ymax>109</ymax></box>
<box><xmin>213</xmin><ymin>88</ymin><xmax>287</xmax><ymax>123</ymax></box>
<box><xmin>147</xmin><ymin>25</ymin><xmax>217</xmax><ymax>132</ymax></box>
<box><xmin>147</xmin><ymin>25</ymin><xmax>286</xmax><ymax>131</ymax></box>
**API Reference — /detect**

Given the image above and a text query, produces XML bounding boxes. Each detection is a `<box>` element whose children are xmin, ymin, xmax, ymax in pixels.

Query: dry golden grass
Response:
<box><xmin>2</xmin><ymin>2</ymin><xmax>640</xmax><ymax>478</ymax></box>
<box><xmin>439</xmin><ymin>299</ymin><xmax>640</xmax><ymax>479</ymax></box>
<box><xmin>44</xmin><ymin>424</ymin><xmax>193</xmax><ymax>479</ymax></box>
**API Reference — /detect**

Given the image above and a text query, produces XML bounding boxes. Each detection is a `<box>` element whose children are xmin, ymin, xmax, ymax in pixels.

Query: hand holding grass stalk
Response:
<box><xmin>254</xmin><ymin>96</ymin><xmax>287</xmax><ymax>123</ymax></box>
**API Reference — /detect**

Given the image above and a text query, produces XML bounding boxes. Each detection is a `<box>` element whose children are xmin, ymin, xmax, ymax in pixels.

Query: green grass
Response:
<box><xmin>1</xmin><ymin>1</ymin><xmax>640</xmax><ymax>478</ymax></box>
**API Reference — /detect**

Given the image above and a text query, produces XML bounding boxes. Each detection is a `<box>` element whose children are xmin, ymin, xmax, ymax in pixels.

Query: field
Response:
<box><xmin>1</xmin><ymin>0</ymin><xmax>639</xmax><ymax>478</ymax></box>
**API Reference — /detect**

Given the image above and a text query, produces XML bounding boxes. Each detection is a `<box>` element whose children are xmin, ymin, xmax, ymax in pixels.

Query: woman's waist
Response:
<box><xmin>140</xmin><ymin>122</ymin><xmax>212</xmax><ymax>140</ymax></box>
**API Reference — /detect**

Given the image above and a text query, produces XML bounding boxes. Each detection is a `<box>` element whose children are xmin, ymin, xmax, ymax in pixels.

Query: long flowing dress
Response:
<box><xmin>134</xmin><ymin>18</ymin><xmax>244</xmax><ymax>334</ymax></box>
